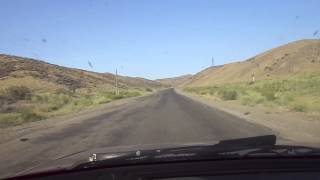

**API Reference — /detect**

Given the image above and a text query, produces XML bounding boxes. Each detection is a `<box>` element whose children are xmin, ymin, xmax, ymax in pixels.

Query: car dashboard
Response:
<box><xmin>8</xmin><ymin>156</ymin><xmax>320</xmax><ymax>180</ymax></box>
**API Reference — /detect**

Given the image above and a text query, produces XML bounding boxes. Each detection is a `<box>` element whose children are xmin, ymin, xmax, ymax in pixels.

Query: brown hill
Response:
<box><xmin>0</xmin><ymin>54</ymin><xmax>163</xmax><ymax>92</ymax></box>
<box><xmin>184</xmin><ymin>39</ymin><xmax>320</xmax><ymax>87</ymax></box>
<box><xmin>0</xmin><ymin>54</ymin><xmax>165</xmax><ymax>126</ymax></box>
<box><xmin>157</xmin><ymin>74</ymin><xmax>192</xmax><ymax>87</ymax></box>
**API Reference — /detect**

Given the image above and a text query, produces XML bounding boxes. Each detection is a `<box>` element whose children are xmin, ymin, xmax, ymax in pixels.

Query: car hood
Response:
<box><xmin>15</xmin><ymin>135</ymin><xmax>316</xmax><ymax>177</ymax></box>
<box><xmin>16</xmin><ymin>141</ymin><xmax>220</xmax><ymax>176</ymax></box>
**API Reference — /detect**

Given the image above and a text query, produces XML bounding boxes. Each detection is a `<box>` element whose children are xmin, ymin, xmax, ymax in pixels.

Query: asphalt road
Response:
<box><xmin>0</xmin><ymin>89</ymin><xmax>274</xmax><ymax>178</ymax></box>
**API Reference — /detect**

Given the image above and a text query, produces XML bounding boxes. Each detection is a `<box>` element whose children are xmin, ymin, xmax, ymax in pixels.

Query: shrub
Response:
<box><xmin>97</xmin><ymin>99</ymin><xmax>111</xmax><ymax>104</ymax></box>
<box><xmin>240</xmin><ymin>95</ymin><xmax>253</xmax><ymax>106</ymax></box>
<box><xmin>199</xmin><ymin>91</ymin><xmax>207</xmax><ymax>95</ymax></box>
<box><xmin>291</xmin><ymin>103</ymin><xmax>307</xmax><ymax>112</ymax></box>
<box><xmin>276</xmin><ymin>93</ymin><xmax>294</xmax><ymax>106</ymax></box>
<box><xmin>240</xmin><ymin>91</ymin><xmax>265</xmax><ymax>105</ymax></box>
<box><xmin>0</xmin><ymin>113</ymin><xmax>22</xmax><ymax>127</ymax></box>
<box><xmin>261</xmin><ymin>90</ymin><xmax>276</xmax><ymax>101</ymax></box>
<box><xmin>20</xmin><ymin>110</ymin><xmax>45</xmax><ymax>122</ymax></box>
<box><xmin>218</xmin><ymin>89</ymin><xmax>238</xmax><ymax>100</ymax></box>
<box><xmin>4</xmin><ymin>86</ymin><xmax>32</xmax><ymax>102</ymax></box>
<box><xmin>74</xmin><ymin>98</ymin><xmax>94</xmax><ymax>107</ymax></box>
<box><xmin>112</xmin><ymin>95</ymin><xmax>125</xmax><ymax>100</ymax></box>
<box><xmin>55</xmin><ymin>88</ymin><xmax>72</xmax><ymax>96</ymax></box>
<box><xmin>258</xmin><ymin>84</ymin><xmax>277</xmax><ymax>101</ymax></box>
<box><xmin>208</xmin><ymin>86</ymin><xmax>219</xmax><ymax>95</ymax></box>
<box><xmin>145</xmin><ymin>88</ymin><xmax>153</xmax><ymax>92</ymax></box>
<box><xmin>127</xmin><ymin>91</ymin><xmax>141</xmax><ymax>97</ymax></box>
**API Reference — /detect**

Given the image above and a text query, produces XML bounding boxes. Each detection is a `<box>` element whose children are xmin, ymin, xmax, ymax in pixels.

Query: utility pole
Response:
<box><xmin>115</xmin><ymin>68</ymin><xmax>119</xmax><ymax>95</ymax></box>
<box><xmin>211</xmin><ymin>57</ymin><xmax>215</xmax><ymax>67</ymax></box>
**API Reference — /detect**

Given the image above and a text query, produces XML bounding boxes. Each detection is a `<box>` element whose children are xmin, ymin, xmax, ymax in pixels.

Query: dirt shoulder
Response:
<box><xmin>176</xmin><ymin>89</ymin><xmax>320</xmax><ymax>147</ymax></box>
<box><xmin>0</xmin><ymin>94</ymin><xmax>153</xmax><ymax>144</ymax></box>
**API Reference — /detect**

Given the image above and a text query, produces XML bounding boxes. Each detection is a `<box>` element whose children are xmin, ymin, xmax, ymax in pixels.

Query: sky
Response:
<box><xmin>0</xmin><ymin>0</ymin><xmax>320</xmax><ymax>80</ymax></box>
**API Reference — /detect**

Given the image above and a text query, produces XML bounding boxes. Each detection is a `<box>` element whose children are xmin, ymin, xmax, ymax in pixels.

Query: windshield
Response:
<box><xmin>1</xmin><ymin>0</ymin><xmax>320</xmax><ymax>178</ymax></box>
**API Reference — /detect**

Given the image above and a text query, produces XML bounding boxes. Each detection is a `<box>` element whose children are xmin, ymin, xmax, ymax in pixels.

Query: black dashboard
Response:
<box><xmin>10</xmin><ymin>157</ymin><xmax>320</xmax><ymax>180</ymax></box>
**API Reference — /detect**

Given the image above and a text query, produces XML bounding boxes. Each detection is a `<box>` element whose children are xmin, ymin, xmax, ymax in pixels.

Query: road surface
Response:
<box><xmin>0</xmin><ymin>89</ymin><xmax>275</xmax><ymax>178</ymax></box>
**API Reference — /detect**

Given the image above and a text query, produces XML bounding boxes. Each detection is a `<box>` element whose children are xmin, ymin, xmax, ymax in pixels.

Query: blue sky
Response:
<box><xmin>1</xmin><ymin>0</ymin><xmax>319</xmax><ymax>79</ymax></box>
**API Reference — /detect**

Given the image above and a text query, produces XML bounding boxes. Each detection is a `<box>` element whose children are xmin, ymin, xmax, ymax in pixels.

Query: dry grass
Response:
<box><xmin>0</xmin><ymin>87</ymin><xmax>144</xmax><ymax>127</ymax></box>
<box><xmin>184</xmin><ymin>74</ymin><xmax>320</xmax><ymax>114</ymax></box>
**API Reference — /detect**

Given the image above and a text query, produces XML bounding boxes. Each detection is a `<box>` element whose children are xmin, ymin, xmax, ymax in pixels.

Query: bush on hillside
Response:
<box><xmin>3</xmin><ymin>86</ymin><xmax>32</xmax><ymax>103</ymax></box>
<box><xmin>218</xmin><ymin>89</ymin><xmax>238</xmax><ymax>100</ymax></box>
<box><xmin>291</xmin><ymin>103</ymin><xmax>307</xmax><ymax>112</ymax></box>
<box><xmin>145</xmin><ymin>88</ymin><xmax>153</xmax><ymax>92</ymax></box>
<box><xmin>20</xmin><ymin>110</ymin><xmax>45</xmax><ymax>122</ymax></box>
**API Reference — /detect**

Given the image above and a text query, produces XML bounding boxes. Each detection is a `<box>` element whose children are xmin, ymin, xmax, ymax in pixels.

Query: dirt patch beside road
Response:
<box><xmin>0</xmin><ymin>95</ymin><xmax>150</xmax><ymax>144</ymax></box>
<box><xmin>177</xmin><ymin>89</ymin><xmax>320</xmax><ymax>147</ymax></box>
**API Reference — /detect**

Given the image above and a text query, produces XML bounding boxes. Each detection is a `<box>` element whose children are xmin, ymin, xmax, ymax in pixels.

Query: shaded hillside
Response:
<box><xmin>118</xmin><ymin>75</ymin><xmax>169</xmax><ymax>89</ymax></box>
<box><xmin>0</xmin><ymin>54</ymin><xmax>163</xmax><ymax>92</ymax></box>
<box><xmin>184</xmin><ymin>39</ymin><xmax>320</xmax><ymax>86</ymax></box>
<box><xmin>157</xmin><ymin>74</ymin><xmax>192</xmax><ymax>87</ymax></box>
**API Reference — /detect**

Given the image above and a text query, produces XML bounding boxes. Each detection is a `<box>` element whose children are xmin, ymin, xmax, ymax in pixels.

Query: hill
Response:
<box><xmin>182</xmin><ymin>39</ymin><xmax>320</xmax><ymax>114</ymax></box>
<box><xmin>0</xmin><ymin>54</ymin><xmax>163</xmax><ymax>92</ymax></box>
<box><xmin>184</xmin><ymin>39</ymin><xmax>320</xmax><ymax>86</ymax></box>
<box><xmin>156</xmin><ymin>74</ymin><xmax>192</xmax><ymax>87</ymax></box>
<box><xmin>0</xmin><ymin>54</ymin><xmax>164</xmax><ymax>127</ymax></box>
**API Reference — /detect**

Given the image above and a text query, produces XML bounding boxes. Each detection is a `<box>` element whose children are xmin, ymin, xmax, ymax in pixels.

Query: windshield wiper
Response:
<box><xmin>73</xmin><ymin>135</ymin><xmax>320</xmax><ymax>170</ymax></box>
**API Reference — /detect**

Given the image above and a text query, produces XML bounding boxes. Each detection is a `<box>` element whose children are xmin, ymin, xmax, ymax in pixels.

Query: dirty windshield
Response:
<box><xmin>1</xmin><ymin>0</ymin><xmax>320</xmax><ymax>179</ymax></box>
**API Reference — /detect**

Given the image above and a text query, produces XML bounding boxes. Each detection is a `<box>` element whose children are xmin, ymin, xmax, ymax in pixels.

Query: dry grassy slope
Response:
<box><xmin>118</xmin><ymin>75</ymin><xmax>169</xmax><ymax>89</ymax></box>
<box><xmin>184</xmin><ymin>39</ymin><xmax>320</xmax><ymax>87</ymax></box>
<box><xmin>157</xmin><ymin>75</ymin><xmax>192</xmax><ymax>87</ymax></box>
<box><xmin>0</xmin><ymin>54</ymin><xmax>163</xmax><ymax>92</ymax></box>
